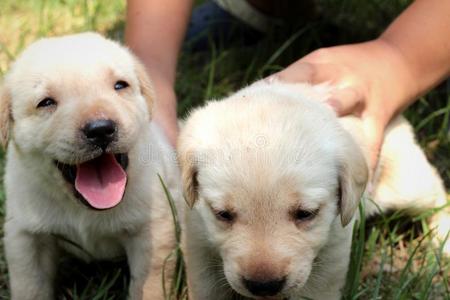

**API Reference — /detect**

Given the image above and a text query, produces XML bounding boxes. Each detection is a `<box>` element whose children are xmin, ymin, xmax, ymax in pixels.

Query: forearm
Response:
<box><xmin>125</xmin><ymin>0</ymin><xmax>193</xmax><ymax>85</ymax></box>
<box><xmin>379</xmin><ymin>0</ymin><xmax>450</xmax><ymax>113</ymax></box>
<box><xmin>125</xmin><ymin>0</ymin><xmax>193</xmax><ymax>145</ymax></box>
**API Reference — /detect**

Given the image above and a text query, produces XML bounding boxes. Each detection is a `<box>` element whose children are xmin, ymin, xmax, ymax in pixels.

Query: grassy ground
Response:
<box><xmin>0</xmin><ymin>0</ymin><xmax>449</xmax><ymax>299</ymax></box>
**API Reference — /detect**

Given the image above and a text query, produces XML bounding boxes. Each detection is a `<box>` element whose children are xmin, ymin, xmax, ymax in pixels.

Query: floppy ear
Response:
<box><xmin>134</xmin><ymin>60</ymin><xmax>155</xmax><ymax>118</ymax></box>
<box><xmin>0</xmin><ymin>84</ymin><xmax>12</xmax><ymax>148</ymax></box>
<box><xmin>178</xmin><ymin>149</ymin><xmax>199</xmax><ymax>209</ymax></box>
<box><xmin>177</xmin><ymin>133</ymin><xmax>200</xmax><ymax>208</ymax></box>
<box><xmin>338</xmin><ymin>134</ymin><xmax>369</xmax><ymax>226</ymax></box>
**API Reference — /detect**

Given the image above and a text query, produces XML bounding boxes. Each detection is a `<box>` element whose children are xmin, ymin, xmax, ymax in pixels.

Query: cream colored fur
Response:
<box><xmin>0</xmin><ymin>33</ymin><xmax>182</xmax><ymax>300</ymax></box>
<box><xmin>178</xmin><ymin>80</ymin><xmax>449</xmax><ymax>300</ymax></box>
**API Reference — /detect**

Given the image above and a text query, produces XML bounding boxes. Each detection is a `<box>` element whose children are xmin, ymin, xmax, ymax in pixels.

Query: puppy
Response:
<box><xmin>177</xmin><ymin>81</ymin><xmax>449</xmax><ymax>299</ymax></box>
<box><xmin>0</xmin><ymin>33</ymin><xmax>182</xmax><ymax>299</ymax></box>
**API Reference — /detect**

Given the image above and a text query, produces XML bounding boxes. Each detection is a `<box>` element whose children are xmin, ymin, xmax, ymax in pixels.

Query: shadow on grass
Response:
<box><xmin>56</xmin><ymin>257</ymin><xmax>129</xmax><ymax>300</ymax></box>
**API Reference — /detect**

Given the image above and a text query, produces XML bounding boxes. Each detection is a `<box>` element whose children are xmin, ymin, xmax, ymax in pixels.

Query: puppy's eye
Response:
<box><xmin>114</xmin><ymin>80</ymin><xmax>129</xmax><ymax>90</ymax></box>
<box><xmin>215</xmin><ymin>210</ymin><xmax>236</xmax><ymax>223</ymax></box>
<box><xmin>293</xmin><ymin>209</ymin><xmax>317</xmax><ymax>222</ymax></box>
<box><xmin>37</xmin><ymin>97</ymin><xmax>57</xmax><ymax>108</ymax></box>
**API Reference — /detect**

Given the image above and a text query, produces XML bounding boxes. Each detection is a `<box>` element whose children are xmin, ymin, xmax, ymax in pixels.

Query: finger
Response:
<box><xmin>269</xmin><ymin>62</ymin><xmax>316</xmax><ymax>83</ymax></box>
<box><xmin>270</xmin><ymin>62</ymin><xmax>340</xmax><ymax>85</ymax></box>
<box><xmin>327</xmin><ymin>87</ymin><xmax>363</xmax><ymax>117</ymax></box>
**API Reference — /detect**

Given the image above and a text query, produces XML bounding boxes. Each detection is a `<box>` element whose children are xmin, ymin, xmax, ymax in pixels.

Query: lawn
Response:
<box><xmin>0</xmin><ymin>0</ymin><xmax>449</xmax><ymax>299</ymax></box>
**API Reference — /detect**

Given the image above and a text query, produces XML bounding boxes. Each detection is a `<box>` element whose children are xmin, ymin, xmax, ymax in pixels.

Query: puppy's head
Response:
<box><xmin>0</xmin><ymin>32</ymin><xmax>154</xmax><ymax>210</ymax></box>
<box><xmin>178</xmin><ymin>83</ymin><xmax>368</xmax><ymax>298</ymax></box>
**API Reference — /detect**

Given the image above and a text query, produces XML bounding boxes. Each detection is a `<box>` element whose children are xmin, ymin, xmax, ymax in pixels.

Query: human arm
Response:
<box><xmin>273</xmin><ymin>0</ymin><xmax>450</xmax><ymax>167</ymax></box>
<box><xmin>125</xmin><ymin>0</ymin><xmax>193</xmax><ymax>146</ymax></box>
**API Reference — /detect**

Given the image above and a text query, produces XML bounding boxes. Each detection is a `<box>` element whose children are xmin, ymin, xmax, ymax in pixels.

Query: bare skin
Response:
<box><xmin>125</xmin><ymin>0</ymin><xmax>450</xmax><ymax>164</ymax></box>
<box><xmin>274</xmin><ymin>0</ymin><xmax>450</xmax><ymax>168</ymax></box>
<box><xmin>125</xmin><ymin>0</ymin><xmax>193</xmax><ymax>146</ymax></box>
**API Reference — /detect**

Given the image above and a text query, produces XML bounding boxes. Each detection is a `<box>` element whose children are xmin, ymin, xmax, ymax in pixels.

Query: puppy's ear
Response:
<box><xmin>134</xmin><ymin>60</ymin><xmax>155</xmax><ymax>118</ymax></box>
<box><xmin>0</xmin><ymin>84</ymin><xmax>12</xmax><ymax>148</ymax></box>
<box><xmin>177</xmin><ymin>142</ymin><xmax>199</xmax><ymax>208</ymax></box>
<box><xmin>338</xmin><ymin>134</ymin><xmax>369</xmax><ymax>226</ymax></box>
<box><xmin>180</xmin><ymin>153</ymin><xmax>199</xmax><ymax>209</ymax></box>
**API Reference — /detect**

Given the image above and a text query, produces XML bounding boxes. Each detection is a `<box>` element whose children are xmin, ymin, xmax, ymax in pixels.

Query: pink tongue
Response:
<box><xmin>75</xmin><ymin>154</ymin><xmax>127</xmax><ymax>209</ymax></box>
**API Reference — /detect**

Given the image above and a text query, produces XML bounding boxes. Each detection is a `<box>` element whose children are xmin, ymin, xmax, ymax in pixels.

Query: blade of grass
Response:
<box><xmin>257</xmin><ymin>25</ymin><xmax>312</xmax><ymax>78</ymax></box>
<box><xmin>344</xmin><ymin>200</ymin><xmax>366</xmax><ymax>299</ymax></box>
<box><xmin>371</xmin><ymin>250</ymin><xmax>387</xmax><ymax>299</ymax></box>
<box><xmin>204</xmin><ymin>35</ymin><xmax>217</xmax><ymax>100</ymax></box>
<box><xmin>416</xmin><ymin>107</ymin><xmax>450</xmax><ymax>132</ymax></box>
<box><xmin>393</xmin><ymin>230</ymin><xmax>434</xmax><ymax>298</ymax></box>
<box><xmin>158</xmin><ymin>174</ymin><xmax>186</xmax><ymax>299</ymax></box>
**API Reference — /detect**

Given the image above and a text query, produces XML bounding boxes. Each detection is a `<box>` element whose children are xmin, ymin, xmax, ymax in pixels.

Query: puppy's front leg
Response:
<box><xmin>124</xmin><ymin>228</ymin><xmax>152</xmax><ymax>300</ymax></box>
<box><xmin>4</xmin><ymin>222</ymin><xmax>58</xmax><ymax>300</ymax></box>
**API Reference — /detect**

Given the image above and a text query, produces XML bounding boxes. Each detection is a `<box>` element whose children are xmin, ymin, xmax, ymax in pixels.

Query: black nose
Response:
<box><xmin>242</xmin><ymin>277</ymin><xmax>286</xmax><ymax>297</ymax></box>
<box><xmin>82</xmin><ymin>119</ymin><xmax>117</xmax><ymax>150</ymax></box>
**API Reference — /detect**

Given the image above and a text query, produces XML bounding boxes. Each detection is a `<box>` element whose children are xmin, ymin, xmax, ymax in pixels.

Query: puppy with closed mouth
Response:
<box><xmin>178</xmin><ymin>81</ymin><xmax>449</xmax><ymax>300</ymax></box>
<box><xmin>1</xmin><ymin>33</ymin><xmax>182</xmax><ymax>299</ymax></box>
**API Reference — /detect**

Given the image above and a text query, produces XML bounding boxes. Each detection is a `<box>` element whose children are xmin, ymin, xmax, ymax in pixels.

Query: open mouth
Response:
<box><xmin>55</xmin><ymin>153</ymin><xmax>129</xmax><ymax>210</ymax></box>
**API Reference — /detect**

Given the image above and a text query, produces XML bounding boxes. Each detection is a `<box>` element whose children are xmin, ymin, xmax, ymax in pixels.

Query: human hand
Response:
<box><xmin>270</xmin><ymin>39</ymin><xmax>413</xmax><ymax>169</ymax></box>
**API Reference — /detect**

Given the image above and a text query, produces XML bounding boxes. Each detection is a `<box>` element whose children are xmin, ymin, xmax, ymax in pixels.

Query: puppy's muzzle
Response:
<box><xmin>83</xmin><ymin>119</ymin><xmax>117</xmax><ymax>150</ymax></box>
<box><xmin>242</xmin><ymin>276</ymin><xmax>286</xmax><ymax>297</ymax></box>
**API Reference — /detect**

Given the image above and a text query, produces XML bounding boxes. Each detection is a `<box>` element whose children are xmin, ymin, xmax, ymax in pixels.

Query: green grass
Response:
<box><xmin>0</xmin><ymin>0</ymin><xmax>449</xmax><ymax>299</ymax></box>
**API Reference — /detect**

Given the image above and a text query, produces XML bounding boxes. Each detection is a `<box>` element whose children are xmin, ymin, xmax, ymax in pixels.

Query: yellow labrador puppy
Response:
<box><xmin>178</xmin><ymin>80</ymin><xmax>449</xmax><ymax>300</ymax></box>
<box><xmin>0</xmin><ymin>33</ymin><xmax>181</xmax><ymax>300</ymax></box>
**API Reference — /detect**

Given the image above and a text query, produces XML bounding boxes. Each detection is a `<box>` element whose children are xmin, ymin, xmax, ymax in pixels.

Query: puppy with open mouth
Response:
<box><xmin>178</xmin><ymin>81</ymin><xmax>449</xmax><ymax>300</ymax></box>
<box><xmin>0</xmin><ymin>33</ymin><xmax>182</xmax><ymax>299</ymax></box>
